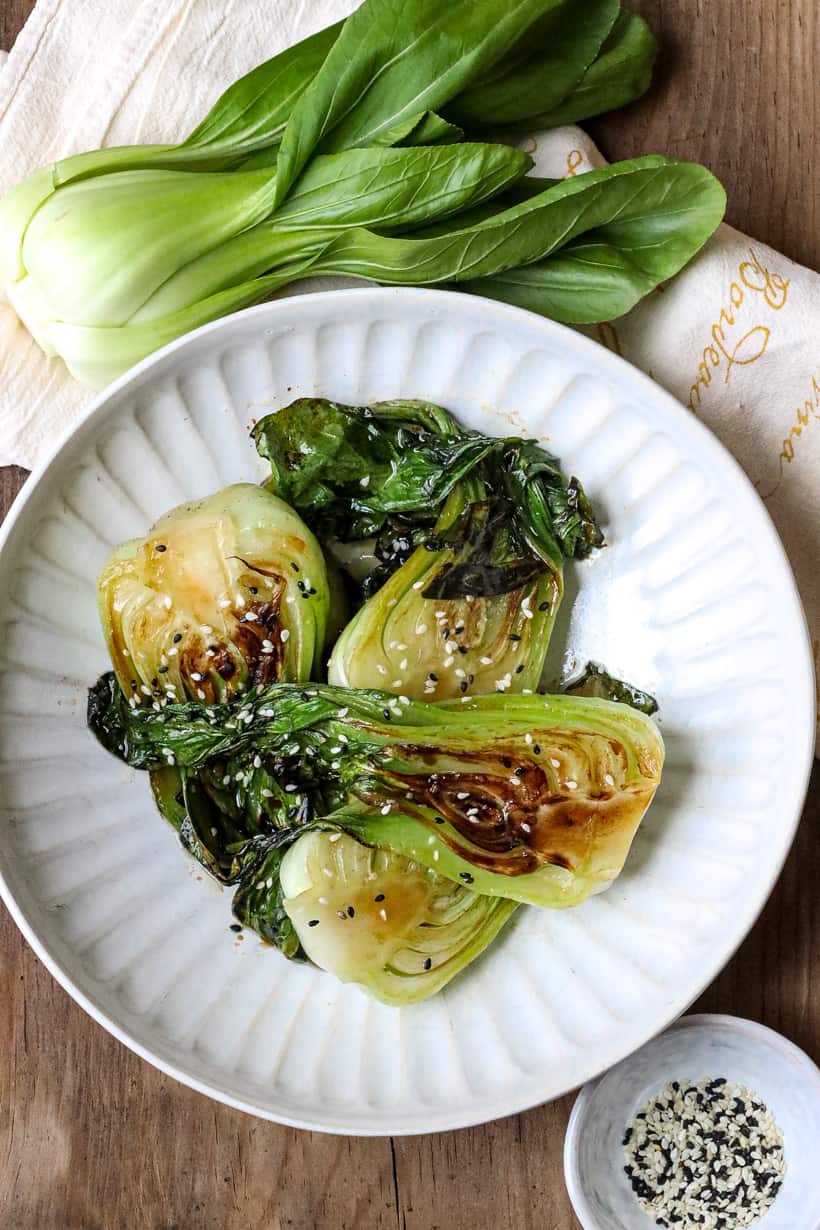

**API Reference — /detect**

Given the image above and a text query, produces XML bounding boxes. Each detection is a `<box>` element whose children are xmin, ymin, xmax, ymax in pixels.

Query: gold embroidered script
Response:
<box><xmin>687</xmin><ymin>249</ymin><xmax>790</xmax><ymax>413</ymax></box>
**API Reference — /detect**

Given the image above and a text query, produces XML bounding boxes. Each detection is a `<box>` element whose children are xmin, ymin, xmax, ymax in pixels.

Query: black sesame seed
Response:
<box><xmin>428</xmin><ymin>672</ymin><xmax>438</xmax><ymax>682</ymax></box>
<box><xmin>374</xmin><ymin>894</ymin><xmax>385</xmax><ymax>902</ymax></box>
<box><xmin>423</xmin><ymin>957</ymin><xmax>432</xmax><ymax>971</ymax></box>
<box><xmin>308</xmin><ymin>919</ymin><xmax>320</xmax><ymax>927</ymax></box>
<box><xmin>291</xmin><ymin>562</ymin><xmax>300</xmax><ymax>572</ymax></box>
<box><xmin>515</xmin><ymin>766</ymin><xmax>526</xmax><ymax>777</ymax></box>
<box><xmin>502</xmin><ymin>757</ymin><xmax>512</xmax><ymax>768</ymax></box>
<box><xmin>434</xmin><ymin>817</ymin><xmax>445</xmax><ymax>824</ymax></box>
<box><xmin>538</xmin><ymin>601</ymin><xmax>549</xmax><ymax>611</ymax></box>
<box><xmin>155</xmin><ymin>543</ymin><xmax>167</xmax><ymax>552</ymax></box>
<box><xmin>229</xmin><ymin>923</ymin><xmax>242</xmax><ymax>933</ymax></box>
<box><xmin>151</xmin><ymin>677</ymin><xmax>158</xmax><ymax>687</ymax></box>
<box><xmin>297</xmin><ymin>580</ymin><xmax>305</xmax><ymax>591</ymax></box>
<box><xmin>458</xmin><ymin>645</ymin><xmax>468</xmax><ymax>655</ymax></box>
<box><xmin>249</xmin><ymin>586</ymin><xmax>258</xmax><ymax>594</ymax></box>
<box><xmin>509</xmin><ymin>633</ymin><xmax>521</xmax><ymax>642</ymax></box>
<box><xmin>459</xmin><ymin>872</ymin><xmax>474</xmax><ymax>883</ymax></box>
<box><xmin>173</xmin><ymin>633</ymin><xmax>182</xmax><ymax>643</ymax></box>
<box><xmin>159</xmin><ymin>665</ymin><xmax>168</xmax><ymax>674</ymax></box>
<box><xmin>459</xmin><ymin>681</ymin><xmax>468</xmax><ymax>693</ymax></box>
<box><xmin>515</xmin><ymin>664</ymin><xmax>524</xmax><ymax>674</ymax></box>
<box><xmin>382</xmin><ymin>709</ymin><xmax>392</xmax><ymax>720</ymax></box>
<box><xmin>533</xmin><ymin>745</ymin><xmax>541</xmax><ymax>755</ymax></box>
<box><xmin>347</xmin><ymin>905</ymin><xmax>355</xmax><ymax>918</ymax></box>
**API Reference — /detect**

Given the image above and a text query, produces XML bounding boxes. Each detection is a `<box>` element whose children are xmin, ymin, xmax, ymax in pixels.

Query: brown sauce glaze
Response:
<box><xmin>366</xmin><ymin>741</ymin><xmax>650</xmax><ymax>877</ymax></box>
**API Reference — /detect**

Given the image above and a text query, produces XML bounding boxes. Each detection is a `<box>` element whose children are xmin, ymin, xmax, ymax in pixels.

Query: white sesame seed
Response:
<box><xmin>444</xmin><ymin>656</ymin><xmax>455</xmax><ymax>667</ymax></box>
<box><xmin>525</xmin><ymin>733</ymin><xmax>533</xmax><ymax>745</ymax></box>
<box><xmin>412</xmin><ymin>581</ymin><xmax>424</xmax><ymax>590</ymax></box>
<box><xmin>280</xmin><ymin>628</ymin><xmax>290</xmax><ymax>642</ymax></box>
<box><xmin>360</xmin><ymin>475</ymin><xmax>370</xmax><ymax>487</ymax></box>
<box><xmin>381</xmin><ymin>803</ymin><xmax>391</xmax><ymax>815</ymax></box>
<box><xmin>520</xmin><ymin>822</ymin><xmax>531</xmax><ymax>833</ymax></box>
<box><xmin>190</xmin><ymin>672</ymin><xmax>203</xmax><ymax>682</ymax></box>
<box><xmin>566</xmin><ymin>780</ymin><xmax>578</xmax><ymax>790</ymax></box>
<box><xmin>218</xmin><ymin>598</ymin><xmax>231</xmax><ymax>608</ymax></box>
<box><xmin>379</xmin><ymin>908</ymin><xmax>387</xmax><ymax>921</ymax></box>
<box><xmin>415</xmin><ymin>625</ymin><xmax>428</xmax><ymax>634</ymax></box>
<box><xmin>432</xmin><ymin>850</ymin><xmax>439</xmax><ymax>861</ymax></box>
<box><xmin>604</xmin><ymin>773</ymin><xmax>615</xmax><ymax>786</ymax></box>
<box><xmin>399</xmin><ymin>658</ymin><xmax>408</xmax><ymax>670</ymax></box>
<box><xmin>253</xmin><ymin>755</ymin><xmax>262</xmax><ymax>769</ymax></box>
<box><xmin>261</xmin><ymin>788</ymin><xmax>273</xmax><ymax>798</ymax></box>
<box><xmin>163</xmin><ymin>596</ymin><xmax>172</xmax><ymax>609</ymax></box>
<box><xmin>376</xmin><ymin>664</ymin><xmax>387</xmax><ymax>675</ymax></box>
<box><xmin>387</xmin><ymin>598</ymin><xmax>398</xmax><ymax>608</ymax></box>
<box><xmin>200</xmin><ymin>625</ymin><xmax>213</xmax><ymax>635</ymax></box>
<box><xmin>550</xmin><ymin>758</ymin><xmax>561</xmax><ymax>768</ymax></box>
<box><xmin>480</xmin><ymin>656</ymin><xmax>493</xmax><ymax>665</ymax></box>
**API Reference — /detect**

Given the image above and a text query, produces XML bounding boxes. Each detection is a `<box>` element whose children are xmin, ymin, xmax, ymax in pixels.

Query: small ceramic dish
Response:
<box><xmin>564</xmin><ymin>1013</ymin><xmax>820</xmax><ymax>1230</ymax></box>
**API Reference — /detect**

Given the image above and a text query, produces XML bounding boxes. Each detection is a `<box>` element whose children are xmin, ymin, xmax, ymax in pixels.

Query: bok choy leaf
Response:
<box><xmin>273</xmin><ymin>0</ymin><xmax>567</xmax><ymax>204</ymax></box>
<box><xmin>87</xmin><ymin>677</ymin><xmax>664</xmax><ymax>909</ymax></box>
<box><xmin>446</xmin><ymin>0</ymin><xmax>620</xmax><ymax>128</ymax></box>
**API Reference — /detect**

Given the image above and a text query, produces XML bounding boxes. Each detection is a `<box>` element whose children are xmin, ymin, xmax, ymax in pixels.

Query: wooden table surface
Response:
<box><xmin>1</xmin><ymin>1</ymin><xmax>818</xmax><ymax>1227</ymax></box>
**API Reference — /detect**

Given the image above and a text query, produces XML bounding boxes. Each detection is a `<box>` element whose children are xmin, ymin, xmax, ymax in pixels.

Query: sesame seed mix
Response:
<box><xmin>623</xmin><ymin>1078</ymin><xmax>785</xmax><ymax>1230</ymax></box>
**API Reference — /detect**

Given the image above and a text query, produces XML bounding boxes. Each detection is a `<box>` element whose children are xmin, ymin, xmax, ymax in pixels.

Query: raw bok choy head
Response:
<box><xmin>2</xmin><ymin>141</ymin><xmax>530</xmax><ymax>389</ymax></box>
<box><xmin>97</xmin><ymin>483</ymin><xmax>331</xmax><ymax>706</ymax></box>
<box><xmin>253</xmin><ymin>397</ymin><xmax>602</xmax><ymax>700</ymax></box>
<box><xmin>88</xmin><ymin>681</ymin><xmax>664</xmax><ymax>910</ymax></box>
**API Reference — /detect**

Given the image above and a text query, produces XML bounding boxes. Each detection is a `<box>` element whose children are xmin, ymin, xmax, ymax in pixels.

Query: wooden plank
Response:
<box><xmin>0</xmin><ymin>1</ymin><xmax>817</xmax><ymax>1226</ymax></box>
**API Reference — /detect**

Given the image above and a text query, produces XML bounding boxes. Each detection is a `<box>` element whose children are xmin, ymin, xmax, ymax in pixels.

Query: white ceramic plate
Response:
<box><xmin>0</xmin><ymin>288</ymin><xmax>813</xmax><ymax>1135</ymax></box>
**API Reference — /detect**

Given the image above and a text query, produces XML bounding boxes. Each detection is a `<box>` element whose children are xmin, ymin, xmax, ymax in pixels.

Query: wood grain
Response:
<box><xmin>0</xmin><ymin>1</ymin><xmax>818</xmax><ymax>1226</ymax></box>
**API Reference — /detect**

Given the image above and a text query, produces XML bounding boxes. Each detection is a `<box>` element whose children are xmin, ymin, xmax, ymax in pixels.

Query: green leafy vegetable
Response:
<box><xmin>135</xmin><ymin>143</ymin><xmax>530</xmax><ymax>322</ymax></box>
<box><xmin>255</xmin><ymin>396</ymin><xmax>599</xmax><ymax>699</ymax></box>
<box><xmin>232</xmin><ymin>839</ymin><xmax>306</xmax><ymax>958</ymax></box>
<box><xmin>0</xmin><ymin>19</ymin><xmax>343</xmax><ymax>285</ymax></box>
<box><xmin>446</xmin><ymin>0</ymin><xmax>619</xmax><ymax>128</ymax></box>
<box><xmin>87</xmin><ymin>676</ymin><xmax>664</xmax><ymax>908</ymax></box>
<box><xmin>307</xmin><ymin>157</ymin><xmax>726</xmax><ymax>314</ymax></box>
<box><xmin>181</xmin><ymin>21</ymin><xmax>343</xmax><ymax>161</ymax></box>
<box><xmin>253</xmin><ymin>397</ymin><xmax>599</xmax><ymax>568</ymax></box>
<box><xmin>563</xmin><ymin>661</ymin><xmax>658</xmax><ymax>715</ymax></box>
<box><xmin>524</xmin><ymin>9</ymin><xmax>656</xmax><ymax>129</ymax></box>
<box><xmin>272</xmin><ymin>0</ymin><xmax>566</xmax><ymax>204</ymax></box>
<box><xmin>277</xmin><ymin>830</ymin><xmax>517</xmax><ymax>1003</ymax></box>
<box><xmin>97</xmin><ymin>483</ymin><xmax>331</xmax><ymax>701</ymax></box>
<box><xmin>465</xmin><ymin>158</ymin><xmax>725</xmax><ymax>322</ymax></box>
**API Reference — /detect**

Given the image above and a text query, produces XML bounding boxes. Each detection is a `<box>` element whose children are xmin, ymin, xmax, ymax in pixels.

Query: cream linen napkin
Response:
<box><xmin>1</xmin><ymin>1</ymin><xmax>818</xmax><ymax>734</ymax></box>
